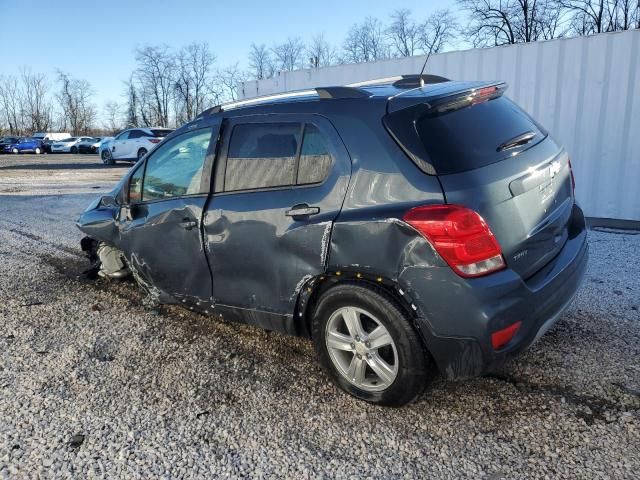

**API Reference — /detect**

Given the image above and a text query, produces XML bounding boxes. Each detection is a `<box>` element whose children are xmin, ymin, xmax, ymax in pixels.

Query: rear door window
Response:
<box><xmin>150</xmin><ymin>129</ymin><xmax>173</xmax><ymax>137</ymax></box>
<box><xmin>416</xmin><ymin>96</ymin><xmax>546</xmax><ymax>175</ymax></box>
<box><xmin>224</xmin><ymin>123</ymin><xmax>301</xmax><ymax>191</ymax></box>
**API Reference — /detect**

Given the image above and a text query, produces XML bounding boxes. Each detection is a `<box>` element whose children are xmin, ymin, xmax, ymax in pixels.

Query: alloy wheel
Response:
<box><xmin>325</xmin><ymin>306</ymin><xmax>398</xmax><ymax>392</ymax></box>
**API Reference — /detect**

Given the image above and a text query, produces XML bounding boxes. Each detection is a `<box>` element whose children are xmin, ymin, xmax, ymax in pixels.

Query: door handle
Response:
<box><xmin>285</xmin><ymin>205</ymin><xmax>320</xmax><ymax>217</ymax></box>
<box><xmin>180</xmin><ymin>218</ymin><xmax>198</xmax><ymax>230</ymax></box>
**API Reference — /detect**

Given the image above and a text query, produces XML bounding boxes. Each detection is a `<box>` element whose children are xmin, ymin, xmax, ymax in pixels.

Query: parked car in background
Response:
<box><xmin>1</xmin><ymin>137</ymin><xmax>44</xmax><ymax>154</ymax></box>
<box><xmin>77</xmin><ymin>75</ymin><xmax>588</xmax><ymax>406</ymax></box>
<box><xmin>98</xmin><ymin>138</ymin><xmax>113</xmax><ymax>161</ymax></box>
<box><xmin>0</xmin><ymin>136</ymin><xmax>20</xmax><ymax>153</ymax></box>
<box><xmin>42</xmin><ymin>139</ymin><xmax>57</xmax><ymax>154</ymax></box>
<box><xmin>100</xmin><ymin>127</ymin><xmax>173</xmax><ymax>164</ymax></box>
<box><xmin>51</xmin><ymin>136</ymin><xmax>95</xmax><ymax>153</ymax></box>
<box><xmin>77</xmin><ymin>137</ymin><xmax>104</xmax><ymax>154</ymax></box>
<box><xmin>32</xmin><ymin>132</ymin><xmax>71</xmax><ymax>142</ymax></box>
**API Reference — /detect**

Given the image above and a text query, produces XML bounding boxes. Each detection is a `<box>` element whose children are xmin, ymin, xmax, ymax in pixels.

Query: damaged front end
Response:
<box><xmin>80</xmin><ymin>236</ymin><xmax>130</xmax><ymax>279</ymax></box>
<box><xmin>77</xmin><ymin>191</ymin><xmax>131</xmax><ymax>281</ymax></box>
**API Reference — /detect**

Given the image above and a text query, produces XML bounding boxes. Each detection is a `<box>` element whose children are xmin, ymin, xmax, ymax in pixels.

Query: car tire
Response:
<box><xmin>34</xmin><ymin>147</ymin><xmax>41</xmax><ymax>154</ymax></box>
<box><xmin>101</xmin><ymin>150</ymin><xmax>115</xmax><ymax>165</ymax></box>
<box><xmin>70</xmin><ymin>146</ymin><xmax>78</xmax><ymax>154</ymax></box>
<box><xmin>11</xmin><ymin>148</ymin><xmax>18</xmax><ymax>154</ymax></box>
<box><xmin>137</xmin><ymin>148</ymin><xmax>147</xmax><ymax>161</ymax></box>
<box><xmin>311</xmin><ymin>282</ymin><xmax>432</xmax><ymax>407</ymax></box>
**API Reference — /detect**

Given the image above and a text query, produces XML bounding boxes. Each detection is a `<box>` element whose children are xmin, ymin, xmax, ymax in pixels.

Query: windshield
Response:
<box><xmin>61</xmin><ymin>137</ymin><xmax>77</xmax><ymax>142</ymax></box>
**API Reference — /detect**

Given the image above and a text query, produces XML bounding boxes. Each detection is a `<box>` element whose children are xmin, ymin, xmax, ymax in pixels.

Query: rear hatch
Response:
<box><xmin>385</xmin><ymin>82</ymin><xmax>574</xmax><ymax>279</ymax></box>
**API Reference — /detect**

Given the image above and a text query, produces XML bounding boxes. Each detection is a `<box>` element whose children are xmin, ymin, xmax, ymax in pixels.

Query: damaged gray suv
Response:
<box><xmin>77</xmin><ymin>75</ymin><xmax>588</xmax><ymax>406</ymax></box>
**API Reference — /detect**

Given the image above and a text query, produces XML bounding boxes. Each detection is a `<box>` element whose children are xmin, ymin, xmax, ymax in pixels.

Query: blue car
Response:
<box><xmin>1</xmin><ymin>137</ymin><xmax>44</xmax><ymax>154</ymax></box>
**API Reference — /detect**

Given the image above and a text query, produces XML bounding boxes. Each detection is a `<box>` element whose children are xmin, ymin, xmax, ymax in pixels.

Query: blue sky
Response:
<box><xmin>1</xmin><ymin>0</ymin><xmax>456</xmax><ymax>111</ymax></box>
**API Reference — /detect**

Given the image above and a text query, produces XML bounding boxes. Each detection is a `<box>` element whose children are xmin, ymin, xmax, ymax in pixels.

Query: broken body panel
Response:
<box><xmin>77</xmin><ymin>79</ymin><xmax>588</xmax><ymax>380</ymax></box>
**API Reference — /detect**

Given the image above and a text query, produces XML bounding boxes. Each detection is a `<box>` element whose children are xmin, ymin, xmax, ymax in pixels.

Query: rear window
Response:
<box><xmin>150</xmin><ymin>129</ymin><xmax>173</xmax><ymax>137</ymax></box>
<box><xmin>416</xmin><ymin>96</ymin><xmax>546</xmax><ymax>175</ymax></box>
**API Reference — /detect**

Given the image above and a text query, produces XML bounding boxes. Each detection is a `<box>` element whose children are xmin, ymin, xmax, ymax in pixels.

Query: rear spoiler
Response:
<box><xmin>387</xmin><ymin>81</ymin><xmax>507</xmax><ymax>114</ymax></box>
<box><xmin>383</xmin><ymin>82</ymin><xmax>508</xmax><ymax>175</ymax></box>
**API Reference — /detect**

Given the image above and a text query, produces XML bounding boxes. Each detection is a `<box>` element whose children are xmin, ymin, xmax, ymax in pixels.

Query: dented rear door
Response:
<box><xmin>203</xmin><ymin>114</ymin><xmax>351</xmax><ymax>326</ymax></box>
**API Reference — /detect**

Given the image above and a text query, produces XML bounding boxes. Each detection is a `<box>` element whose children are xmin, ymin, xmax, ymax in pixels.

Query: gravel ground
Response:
<box><xmin>0</xmin><ymin>153</ymin><xmax>129</xmax><ymax>195</ymax></box>
<box><xmin>0</xmin><ymin>155</ymin><xmax>639</xmax><ymax>478</ymax></box>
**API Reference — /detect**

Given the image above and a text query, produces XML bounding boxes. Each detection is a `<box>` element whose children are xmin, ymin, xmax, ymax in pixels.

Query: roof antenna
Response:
<box><xmin>418</xmin><ymin>48</ymin><xmax>433</xmax><ymax>88</ymax></box>
<box><xmin>419</xmin><ymin>29</ymin><xmax>441</xmax><ymax>88</ymax></box>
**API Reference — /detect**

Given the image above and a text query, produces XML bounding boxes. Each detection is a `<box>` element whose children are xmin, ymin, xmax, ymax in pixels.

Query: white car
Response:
<box><xmin>32</xmin><ymin>132</ymin><xmax>72</xmax><ymax>142</ymax></box>
<box><xmin>100</xmin><ymin>127</ymin><xmax>173</xmax><ymax>165</ymax></box>
<box><xmin>51</xmin><ymin>137</ymin><xmax>95</xmax><ymax>153</ymax></box>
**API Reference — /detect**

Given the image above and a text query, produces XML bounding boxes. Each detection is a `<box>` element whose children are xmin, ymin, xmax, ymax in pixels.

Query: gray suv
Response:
<box><xmin>77</xmin><ymin>75</ymin><xmax>588</xmax><ymax>406</ymax></box>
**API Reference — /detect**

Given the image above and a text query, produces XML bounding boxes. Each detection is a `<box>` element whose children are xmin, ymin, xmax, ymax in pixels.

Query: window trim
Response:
<box><xmin>219</xmin><ymin>120</ymin><xmax>335</xmax><ymax>195</ymax></box>
<box><xmin>126</xmin><ymin>125</ymin><xmax>217</xmax><ymax>205</ymax></box>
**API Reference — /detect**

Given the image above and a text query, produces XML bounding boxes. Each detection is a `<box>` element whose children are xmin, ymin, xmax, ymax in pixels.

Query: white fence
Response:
<box><xmin>240</xmin><ymin>30</ymin><xmax>640</xmax><ymax>222</ymax></box>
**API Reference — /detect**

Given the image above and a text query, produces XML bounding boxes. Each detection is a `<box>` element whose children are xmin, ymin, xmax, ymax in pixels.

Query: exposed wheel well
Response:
<box><xmin>296</xmin><ymin>272</ymin><xmax>418</xmax><ymax>339</ymax></box>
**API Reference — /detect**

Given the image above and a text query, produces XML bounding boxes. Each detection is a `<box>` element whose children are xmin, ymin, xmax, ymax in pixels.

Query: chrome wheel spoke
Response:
<box><xmin>346</xmin><ymin>355</ymin><xmax>367</xmax><ymax>384</ymax></box>
<box><xmin>342</xmin><ymin>307</ymin><xmax>364</xmax><ymax>338</ymax></box>
<box><xmin>326</xmin><ymin>330</ymin><xmax>353</xmax><ymax>351</ymax></box>
<box><xmin>367</xmin><ymin>326</ymin><xmax>393</xmax><ymax>350</ymax></box>
<box><xmin>325</xmin><ymin>306</ymin><xmax>399</xmax><ymax>392</ymax></box>
<box><xmin>366</xmin><ymin>353</ymin><xmax>396</xmax><ymax>385</ymax></box>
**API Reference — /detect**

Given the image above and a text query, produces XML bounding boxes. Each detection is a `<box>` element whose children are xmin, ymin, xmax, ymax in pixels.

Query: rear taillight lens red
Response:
<box><xmin>471</xmin><ymin>86</ymin><xmax>498</xmax><ymax>105</ymax></box>
<box><xmin>149</xmin><ymin>138</ymin><xmax>161</xmax><ymax>144</ymax></box>
<box><xmin>403</xmin><ymin>205</ymin><xmax>506</xmax><ymax>278</ymax></box>
<box><xmin>491</xmin><ymin>321</ymin><xmax>522</xmax><ymax>350</ymax></box>
<box><xmin>568</xmin><ymin>159</ymin><xmax>576</xmax><ymax>194</ymax></box>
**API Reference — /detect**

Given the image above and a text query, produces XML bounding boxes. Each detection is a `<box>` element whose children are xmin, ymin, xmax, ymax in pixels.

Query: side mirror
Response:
<box><xmin>100</xmin><ymin>195</ymin><xmax>118</xmax><ymax>208</ymax></box>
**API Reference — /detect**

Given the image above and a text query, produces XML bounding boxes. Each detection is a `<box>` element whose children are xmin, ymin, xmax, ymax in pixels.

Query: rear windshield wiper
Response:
<box><xmin>497</xmin><ymin>131</ymin><xmax>537</xmax><ymax>152</ymax></box>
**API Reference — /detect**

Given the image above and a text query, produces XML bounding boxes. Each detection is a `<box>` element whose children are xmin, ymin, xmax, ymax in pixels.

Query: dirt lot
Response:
<box><xmin>0</xmin><ymin>153</ymin><xmax>130</xmax><ymax>196</ymax></box>
<box><xmin>0</xmin><ymin>154</ymin><xmax>639</xmax><ymax>478</ymax></box>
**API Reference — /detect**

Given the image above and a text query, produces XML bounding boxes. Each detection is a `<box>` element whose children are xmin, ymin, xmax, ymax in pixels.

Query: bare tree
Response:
<box><xmin>174</xmin><ymin>42</ymin><xmax>217</xmax><ymax>123</ymax></box>
<box><xmin>459</xmin><ymin>0</ymin><xmax>563</xmax><ymax>46</ymax></box>
<box><xmin>387</xmin><ymin>9</ymin><xmax>422</xmax><ymax>57</ymax></box>
<box><xmin>560</xmin><ymin>0</ymin><xmax>639</xmax><ymax>33</ymax></box>
<box><xmin>0</xmin><ymin>75</ymin><xmax>23</xmax><ymax>134</ymax></box>
<box><xmin>217</xmin><ymin>64</ymin><xmax>248</xmax><ymax>102</ymax></box>
<box><xmin>103</xmin><ymin>101</ymin><xmax>123</xmax><ymax>134</ymax></box>
<box><xmin>306</xmin><ymin>34</ymin><xmax>338</xmax><ymax>68</ymax></box>
<box><xmin>342</xmin><ymin>17</ymin><xmax>390</xmax><ymax>63</ymax></box>
<box><xmin>420</xmin><ymin>10</ymin><xmax>459</xmax><ymax>53</ymax></box>
<box><xmin>272</xmin><ymin>37</ymin><xmax>306</xmax><ymax>71</ymax></box>
<box><xmin>134</xmin><ymin>45</ymin><xmax>176</xmax><ymax>127</ymax></box>
<box><xmin>21</xmin><ymin>69</ymin><xmax>52</xmax><ymax>133</ymax></box>
<box><xmin>56</xmin><ymin>71</ymin><xmax>97</xmax><ymax>135</ymax></box>
<box><xmin>248</xmin><ymin>43</ymin><xmax>275</xmax><ymax>79</ymax></box>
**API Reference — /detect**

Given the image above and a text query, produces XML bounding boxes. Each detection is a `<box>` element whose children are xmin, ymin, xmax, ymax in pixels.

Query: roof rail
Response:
<box><xmin>315</xmin><ymin>86</ymin><xmax>370</xmax><ymax>99</ymax></box>
<box><xmin>346</xmin><ymin>76</ymin><xmax>404</xmax><ymax>87</ymax></box>
<box><xmin>202</xmin><ymin>89</ymin><xmax>319</xmax><ymax>115</ymax></box>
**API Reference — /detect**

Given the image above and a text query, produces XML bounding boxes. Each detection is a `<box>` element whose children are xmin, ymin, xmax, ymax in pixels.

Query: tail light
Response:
<box><xmin>491</xmin><ymin>321</ymin><xmax>522</xmax><ymax>350</ymax></box>
<box><xmin>403</xmin><ymin>205</ymin><xmax>506</xmax><ymax>278</ymax></box>
<box><xmin>568</xmin><ymin>159</ymin><xmax>576</xmax><ymax>194</ymax></box>
<box><xmin>148</xmin><ymin>138</ymin><xmax>161</xmax><ymax>144</ymax></box>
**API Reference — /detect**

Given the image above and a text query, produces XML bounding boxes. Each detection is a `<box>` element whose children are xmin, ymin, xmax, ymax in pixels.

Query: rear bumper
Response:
<box><xmin>404</xmin><ymin>203</ymin><xmax>589</xmax><ymax>379</ymax></box>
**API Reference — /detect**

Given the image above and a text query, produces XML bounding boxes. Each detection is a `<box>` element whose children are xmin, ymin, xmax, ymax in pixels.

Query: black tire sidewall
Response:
<box><xmin>311</xmin><ymin>283</ymin><xmax>429</xmax><ymax>406</ymax></box>
<box><xmin>101</xmin><ymin>150</ymin><xmax>114</xmax><ymax>165</ymax></box>
<box><xmin>137</xmin><ymin>149</ymin><xmax>147</xmax><ymax>160</ymax></box>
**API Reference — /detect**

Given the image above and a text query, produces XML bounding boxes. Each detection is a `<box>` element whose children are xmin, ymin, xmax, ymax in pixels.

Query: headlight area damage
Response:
<box><xmin>80</xmin><ymin>237</ymin><xmax>130</xmax><ymax>280</ymax></box>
